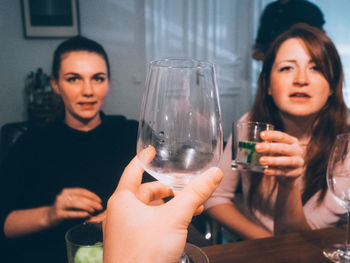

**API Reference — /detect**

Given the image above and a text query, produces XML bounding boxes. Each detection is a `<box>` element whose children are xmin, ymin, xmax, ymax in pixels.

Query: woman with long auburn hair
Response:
<box><xmin>206</xmin><ymin>23</ymin><xmax>349</xmax><ymax>239</ymax></box>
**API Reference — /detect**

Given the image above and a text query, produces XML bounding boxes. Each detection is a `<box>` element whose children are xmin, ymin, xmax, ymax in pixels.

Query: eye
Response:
<box><xmin>311</xmin><ymin>65</ymin><xmax>320</xmax><ymax>71</ymax></box>
<box><xmin>66</xmin><ymin>76</ymin><xmax>80</xmax><ymax>83</ymax></box>
<box><xmin>94</xmin><ymin>77</ymin><xmax>106</xmax><ymax>82</ymax></box>
<box><xmin>93</xmin><ymin>75</ymin><xmax>107</xmax><ymax>83</ymax></box>
<box><xmin>279</xmin><ymin>66</ymin><xmax>292</xmax><ymax>72</ymax></box>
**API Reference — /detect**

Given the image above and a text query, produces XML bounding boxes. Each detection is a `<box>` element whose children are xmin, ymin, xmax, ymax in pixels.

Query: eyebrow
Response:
<box><xmin>93</xmin><ymin>72</ymin><xmax>107</xmax><ymax>76</ymax></box>
<box><xmin>274</xmin><ymin>59</ymin><xmax>315</xmax><ymax>66</ymax></box>
<box><xmin>63</xmin><ymin>72</ymin><xmax>107</xmax><ymax>76</ymax></box>
<box><xmin>274</xmin><ymin>59</ymin><xmax>296</xmax><ymax>65</ymax></box>
<box><xmin>63</xmin><ymin>72</ymin><xmax>80</xmax><ymax>76</ymax></box>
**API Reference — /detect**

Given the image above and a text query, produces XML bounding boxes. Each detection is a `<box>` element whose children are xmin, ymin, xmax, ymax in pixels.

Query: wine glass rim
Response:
<box><xmin>237</xmin><ymin>121</ymin><xmax>274</xmax><ymax>128</ymax></box>
<box><xmin>149</xmin><ymin>58</ymin><xmax>214</xmax><ymax>69</ymax></box>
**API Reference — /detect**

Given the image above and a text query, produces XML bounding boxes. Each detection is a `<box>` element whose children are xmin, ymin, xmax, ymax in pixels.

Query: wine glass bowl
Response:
<box><xmin>137</xmin><ymin>59</ymin><xmax>223</xmax><ymax>192</ymax></box>
<box><xmin>324</xmin><ymin>133</ymin><xmax>350</xmax><ymax>262</ymax></box>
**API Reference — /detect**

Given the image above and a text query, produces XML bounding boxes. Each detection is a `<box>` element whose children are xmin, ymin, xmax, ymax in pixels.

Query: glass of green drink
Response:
<box><xmin>232</xmin><ymin>121</ymin><xmax>274</xmax><ymax>172</ymax></box>
<box><xmin>65</xmin><ymin>223</ymin><xmax>103</xmax><ymax>263</ymax></box>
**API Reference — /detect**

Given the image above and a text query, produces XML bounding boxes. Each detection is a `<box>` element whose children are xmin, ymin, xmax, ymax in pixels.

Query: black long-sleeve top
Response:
<box><xmin>0</xmin><ymin>113</ymin><xmax>149</xmax><ymax>263</ymax></box>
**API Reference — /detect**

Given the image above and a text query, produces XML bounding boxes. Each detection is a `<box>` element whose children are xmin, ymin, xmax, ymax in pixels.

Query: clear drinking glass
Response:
<box><xmin>323</xmin><ymin>133</ymin><xmax>350</xmax><ymax>263</ymax></box>
<box><xmin>232</xmin><ymin>121</ymin><xmax>274</xmax><ymax>173</ymax></box>
<box><xmin>65</xmin><ymin>223</ymin><xmax>103</xmax><ymax>263</ymax></box>
<box><xmin>137</xmin><ymin>58</ymin><xmax>223</xmax><ymax>262</ymax></box>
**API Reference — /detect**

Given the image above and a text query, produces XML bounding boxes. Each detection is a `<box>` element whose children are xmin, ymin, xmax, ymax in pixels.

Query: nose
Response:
<box><xmin>293</xmin><ymin>68</ymin><xmax>309</xmax><ymax>87</ymax></box>
<box><xmin>82</xmin><ymin>80</ymin><xmax>94</xmax><ymax>97</ymax></box>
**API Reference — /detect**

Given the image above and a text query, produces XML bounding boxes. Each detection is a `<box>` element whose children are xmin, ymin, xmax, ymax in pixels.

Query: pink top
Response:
<box><xmin>205</xmin><ymin>116</ymin><xmax>346</xmax><ymax>233</ymax></box>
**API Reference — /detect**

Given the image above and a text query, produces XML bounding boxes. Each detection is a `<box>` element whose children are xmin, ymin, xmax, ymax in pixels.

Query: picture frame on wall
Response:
<box><xmin>21</xmin><ymin>0</ymin><xmax>80</xmax><ymax>38</ymax></box>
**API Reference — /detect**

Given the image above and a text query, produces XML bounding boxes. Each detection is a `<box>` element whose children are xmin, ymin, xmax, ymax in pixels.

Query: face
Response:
<box><xmin>268</xmin><ymin>38</ymin><xmax>331</xmax><ymax>119</ymax></box>
<box><xmin>51</xmin><ymin>51</ymin><xmax>109</xmax><ymax>128</ymax></box>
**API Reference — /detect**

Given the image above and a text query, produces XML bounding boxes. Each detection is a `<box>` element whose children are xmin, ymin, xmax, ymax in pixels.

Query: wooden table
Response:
<box><xmin>202</xmin><ymin>227</ymin><xmax>346</xmax><ymax>263</ymax></box>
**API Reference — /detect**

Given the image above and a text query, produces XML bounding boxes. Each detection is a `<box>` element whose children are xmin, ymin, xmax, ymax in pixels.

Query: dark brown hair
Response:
<box><xmin>51</xmin><ymin>36</ymin><xmax>110</xmax><ymax>81</ymax></box>
<box><xmin>248</xmin><ymin>23</ymin><xmax>348</xmax><ymax>209</ymax></box>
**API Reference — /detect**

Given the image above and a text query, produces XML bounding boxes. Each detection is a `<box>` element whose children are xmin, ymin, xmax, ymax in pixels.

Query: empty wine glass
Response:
<box><xmin>137</xmin><ymin>58</ymin><xmax>223</xmax><ymax>262</ymax></box>
<box><xmin>137</xmin><ymin>58</ymin><xmax>222</xmax><ymax>192</ymax></box>
<box><xmin>323</xmin><ymin>133</ymin><xmax>350</xmax><ymax>263</ymax></box>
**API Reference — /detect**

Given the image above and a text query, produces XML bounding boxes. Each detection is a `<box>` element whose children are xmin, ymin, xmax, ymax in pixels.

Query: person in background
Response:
<box><xmin>103</xmin><ymin>147</ymin><xmax>223</xmax><ymax>263</ymax></box>
<box><xmin>253</xmin><ymin>0</ymin><xmax>325</xmax><ymax>61</ymax></box>
<box><xmin>206</xmin><ymin>23</ymin><xmax>349</xmax><ymax>240</ymax></box>
<box><xmin>0</xmin><ymin>36</ymin><xmax>149</xmax><ymax>263</ymax></box>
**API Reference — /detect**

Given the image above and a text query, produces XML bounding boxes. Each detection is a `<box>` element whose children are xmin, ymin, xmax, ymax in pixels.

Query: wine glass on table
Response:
<box><xmin>137</xmin><ymin>59</ymin><xmax>223</xmax><ymax>262</ymax></box>
<box><xmin>323</xmin><ymin>133</ymin><xmax>350</xmax><ymax>263</ymax></box>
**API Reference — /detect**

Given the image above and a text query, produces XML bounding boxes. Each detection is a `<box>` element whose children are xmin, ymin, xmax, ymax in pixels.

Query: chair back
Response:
<box><xmin>0</xmin><ymin>121</ymin><xmax>33</xmax><ymax>162</ymax></box>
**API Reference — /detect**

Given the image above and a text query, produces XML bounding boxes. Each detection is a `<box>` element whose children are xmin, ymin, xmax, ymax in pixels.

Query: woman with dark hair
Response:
<box><xmin>0</xmin><ymin>36</ymin><xmax>143</xmax><ymax>262</ymax></box>
<box><xmin>206</xmin><ymin>23</ymin><xmax>349</xmax><ymax>240</ymax></box>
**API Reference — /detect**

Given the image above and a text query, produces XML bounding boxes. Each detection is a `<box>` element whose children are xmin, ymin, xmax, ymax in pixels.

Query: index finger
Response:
<box><xmin>67</xmin><ymin>188</ymin><xmax>102</xmax><ymax>202</ymax></box>
<box><xmin>113</xmin><ymin>146</ymin><xmax>156</xmax><ymax>195</ymax></box>
<box><xmin>260</xmin><ymin>130</ymin><xmax>298</xmax><ymax>144</ymax></box>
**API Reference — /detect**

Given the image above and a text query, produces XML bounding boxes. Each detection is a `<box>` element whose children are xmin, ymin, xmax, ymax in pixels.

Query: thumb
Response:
<box><xmin>169</xmin><ymin>167</ymin><xmax>222</xmax><ymax>221</ymax></box>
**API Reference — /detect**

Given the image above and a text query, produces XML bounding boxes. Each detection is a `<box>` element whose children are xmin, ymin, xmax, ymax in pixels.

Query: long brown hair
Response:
<box><xmin>248</xmin><ymin>23</ymin><xmax>348</xmax><ymax>208</ymax></box>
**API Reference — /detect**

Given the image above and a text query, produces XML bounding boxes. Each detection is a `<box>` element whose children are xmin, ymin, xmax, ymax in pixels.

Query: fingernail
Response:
<box><xmin>208</xmin><ymin>167</ymin><xmax>223</xmax><ymax>185</ymax></box>
<box><xmin>255</xmin><ymin>143</ymin><xmax>262</xmax><ymax>150</ymax></box>
<box><xmin>138</xmin><ymin>146</ymin><xmax>156</xmax><ymax>163</ymax></box>
<box><xmin>261</xmin><ymin>131</ymin><xmax>266</xmax><ymax>137</ymax></box>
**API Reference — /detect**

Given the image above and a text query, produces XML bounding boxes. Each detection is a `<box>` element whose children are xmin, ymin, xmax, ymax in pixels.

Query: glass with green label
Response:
<box><xmin>232</xmin><ymin>121</ymin><xmax>274</xmax><ymax>172</ymax></box>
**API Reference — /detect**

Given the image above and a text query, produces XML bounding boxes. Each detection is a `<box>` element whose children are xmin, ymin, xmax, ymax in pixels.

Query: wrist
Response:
<box><xmin>44</xmin><ymin>206</ymin><xmax>57</xmax><ymax>228</ymax></box>
<box><xmin>276</xmin><ymin>176</ymin><xmax>299</xmax><ymax>186</ymax></box>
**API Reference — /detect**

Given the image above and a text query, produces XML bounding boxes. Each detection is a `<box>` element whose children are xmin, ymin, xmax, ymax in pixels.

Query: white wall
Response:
<box><xmin>0</xmin><ymin>0</ymin><xmax>146</xmax><ymax>129</ymax></box>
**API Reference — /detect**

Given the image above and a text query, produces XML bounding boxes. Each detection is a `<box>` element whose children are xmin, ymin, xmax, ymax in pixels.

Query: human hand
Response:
<box><xmin>47</xmin><ymin>187</ymin><xmax>103</xmax><ymax>226</ymax></box>
<box><xmin>103</xmin><ymin>147</ymin><xmax>223</xmax><ymax>263</ymax></box>
<box><xmin>86</xmin><ymin>210</ymin><xmax>106</xmax><ymax>224</ymax></box>
<box><xmin>255</xmin><ymin>130</ymin><xmax>304</xmax><ymax>178</ymax></box>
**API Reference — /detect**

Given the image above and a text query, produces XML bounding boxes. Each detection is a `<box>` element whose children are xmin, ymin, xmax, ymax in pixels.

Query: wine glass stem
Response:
<box><xmin>179</xmin><ymin>252</ymin><xmax>189</xmax><ymax>263</ymax></box>
<box><xmin>346</xmin><ymin>211</ymin><xmax>350</xmax><ymax>251</ymax></box>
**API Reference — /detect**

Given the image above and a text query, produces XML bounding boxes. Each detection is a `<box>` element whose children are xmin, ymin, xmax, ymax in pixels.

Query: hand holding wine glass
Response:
<box><xmin>103</xmin><ymin>147</ymin><xmax>223</xmax><ymax>263</ymax></box>
<box><xmin>324</xmin><ymin>133</ymin><xmax>350</xmax><ymax>263</ymax></box>
<box><xmin>137</xmin><ymin>58</ymin><xmax>223</xmax><ymax>262</ymax></box>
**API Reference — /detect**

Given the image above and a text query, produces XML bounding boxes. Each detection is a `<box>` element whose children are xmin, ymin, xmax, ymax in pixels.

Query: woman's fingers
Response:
<box><xmin>65</xmin><ymin>188</ymin><xmax>102</xmax><ymax>202</ymax></box>
<box><xmin>59</xmin><ymin>188</ymin><xmax>103</xmax><ymax>212</ymax></box>
<box><xmin>257</xmin><ymin>130</ymin><xmax>303</xmax><ymax>156</ymax></box>
<box><xmin>260</xmin><ymin>155</ymin><xmax>304</xmax><ymax>168</ymax></box>
<box><xmin>86</xmin><ymin>211</ymin><xmax>106</xmax><ymax>223</ymax></box>
<box><xmin>66</xmin><ymin>196</ymin><xmax>102</xmax><ymax>213</ymax></box>
<box><xmin>60</xmin><ymin>210</ymin><xmax>91</xmax><ymax>219</ymax></box>
<box><xmin>264</xmin><ymin>167</ymin><xmax>304</xmax><ymax>177</ymax></box>
<box><xmin>256</xmin><ymin>130</ymin><xmax>305</xmax><ymax>177</ymax></box>
<box><xmin>260</xmin><ymin>130</ymin><xmax>297</xmax><ymax>144</ymax></box>
<box><xmin>256</xmin><ymin>142</ymin><xmax>302</xmax><ymax>156</ymax></box>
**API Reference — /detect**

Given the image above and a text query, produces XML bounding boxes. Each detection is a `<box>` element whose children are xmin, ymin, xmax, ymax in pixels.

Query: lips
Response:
<box><xmin>77</xmin><ymin>101</ymin><xmax>98</xmax><ymax>110</ymax></box>
<box><xmin>78</xmin><ymin>101</ymin><xmax>97</xmax><ymax>105</ymax></box>
<box><xmin>289</xmin><ymin>92</ymin><xmax>310</xmax><ymax>98</ymax></box>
